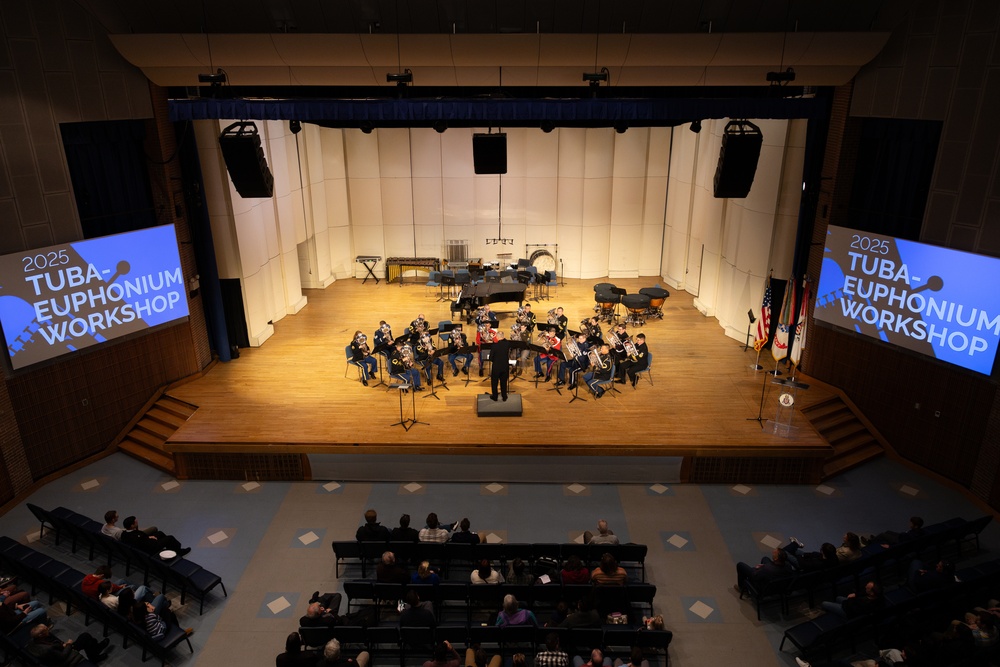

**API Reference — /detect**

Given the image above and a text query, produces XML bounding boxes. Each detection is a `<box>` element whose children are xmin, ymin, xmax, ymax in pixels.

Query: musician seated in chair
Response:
<box><xmin>533</xmin><ymin>329</ymin><xmax>561</xmax><ymax>382</ymax></box>
<box><xmin>609</xmin><ymin>323</ymin><xmax>631</xmax><ymax>367</ymax></box>
<box><xmin>415</xmin><ymin>333</ymin><xmax>445</xmax><ymax>384</ymax></box>
<box><xmin>373</xmin><ymin>321</ymin><xmax>394</xmax><ymax>353</ymax></box>
<box><xmin>617</xmin><ymin>333</ymin><xmax>648</xmax><ymax>388</ymax></box>
<box><xmin>584</xmin><ymin>316</ymin><xmax>603</xmax><ymax>348</ymax></box>
<box><xmin>583</xmin><ymin>344</ymin><xmax>613</xmax><ymax>399</ymax></box>
<box><xmin>350</xmin><ymin>331</ymin><xmax>378</xmax><ymax>387</ymax></box>
<box><xmin>447</xmin><ymin>325</ymin><xmax>474</xmax><ymax>376</ymax></box>
<box><xmin>390</xmin><ymin>339</ymin><xmax>423</xmax><ymax>391</ymax></box>
<box><xmin>408</xmin><ymin>314</ymin><xmax>428</xmax><ymax>344</ymax></box>
<box><xmin>518</xmin><ymin>303</ymin><xmax>537</xmax><ymax>333</ymax></box>
<box><xmin>555</xmin><ymin>333</ymin><xmax>590</xmax><ymax>387</ymax></box>
<box><xmin>553</xmin><ymin>307</ymin><xmax>569</xmax><ymax>340</ymax></box>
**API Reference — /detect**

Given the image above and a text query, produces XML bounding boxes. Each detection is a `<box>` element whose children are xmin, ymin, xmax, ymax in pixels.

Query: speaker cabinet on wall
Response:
<box><xmin>713</xmin><ymin>120</ymin><xmax>763</xmax><ymax>199</ymax></box>
<box><xmin>219</xmin><ymin>122</ymin><xmax>274</xmax><ymax>198</ymax></box>
<box><xmin>473</xmin><ymin>133</ymin><xmax>507</xmax><ymax>174</ymax></box>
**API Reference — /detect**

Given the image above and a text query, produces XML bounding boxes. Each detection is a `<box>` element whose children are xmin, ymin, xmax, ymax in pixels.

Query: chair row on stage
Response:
<box><xmin>427</xmin><ymin>268</ymin><xmax>557</xmax><ymax>302</ymax></box>
<box><xmin>331</xmin><ymin>541</ymin><xmax>648</xmax><ymax>580</ymax></box>
<box><xmin>0</xmin><ymin>535</ymin><xmax>194</xmax><ymax>666</ymax></box>
<box><xmin>24</xmin><ymin>504</ymin><xmax>227</xmax><ymax>615</ymax></box>
<box><xmin>296</xmin><ymin>623</ymin><xmax>674</xmax><ymax>666</ymax></box>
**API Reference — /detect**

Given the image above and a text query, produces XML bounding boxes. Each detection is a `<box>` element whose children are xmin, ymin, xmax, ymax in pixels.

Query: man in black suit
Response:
<box><xmin>355</xmin><ymin>509</ymin><xmax>390</xmax><ymax>542</ymax></box>
<box><xmin>486</xmin><ymin>331</ymin><xmax>513</xmax><ymax>402</ymax></box>
<box><xmin>121</xmin><ymin>516</ymin><xmax>189</xmax><ymax>557</ymax></box>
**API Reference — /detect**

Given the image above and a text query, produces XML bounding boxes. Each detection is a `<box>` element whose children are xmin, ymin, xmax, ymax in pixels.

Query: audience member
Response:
<box><xmin>419</xmin><ymin>514</ymin><xmax>452</xmax><ymax>543</ymax></box>
<box><xmin>449</xmin><ymin>518</ymin><xmax>480</xmax><ymax>545</ymax></box>
<box><xmin>471</xmin><ymin>559</ymin><xmax>504</xmax><ymax>585</ymax></box>
<box><xmin>356</xmin><ymin>509</ymin><xmax>390</xmax><ymax>542</ymax></box>
<box><xmin>376</xmin><ymin>552</ymin><xmax>409</xmax><ymax>584</ymax></box>
<box><xmin>465</xmin><ymin>645</ymin><xmax>502</xmax><ymax>667</ymax></box>
<box><xmin>275</xmin><ymin>632</ymin><xmax>319</xmax><ymax>667</ymax></box>
<box><xmin>0</xmin><ymin>581</ymin><xmax>30</xmax><ymax>607</ymax></box>
<box><xmin>424</xmin><ymin>641</ymin><xmax>460</xmax><ymax>667</ymax></box>
<box><xmin>534</xmin><ymin>632</ymin><xmax>570</xmax><ymax>667</ymax></box>
<box><xmin>411</xmin><ymin>561</ymin><xmax>441</xmax><ymax>585</ymax></box>
<box><xmin>0</xmin><ymin>597</ymin><xmax>47</xmax><ymax>634</ymax></box>
<box><xmin>319</xmin><ymin>638</ymin><xmax>370</xmax><ymax>667</ymax></box>
<box><xmin>399</xmin><ymin>590</ymin><xmax>436</xmax><ymax>627</ymax></box>
<box><xmin>81</xmin><ymin>565</ymin><xmax>154</xmax><ymax>603</ymax></box>
<box><xmin>560</xmin><ymin>555</ymin><xmax>590</xmax><ymax>585</ymax></box>
<box><xmin>120</xmin><ymin>515</ymin><xmax>189</xmax><ymax>557</ymax></box>
<box><xmin>735</xmin><ymin>548</ymin><xmax>791</xmax><ymax>593</ymax></box>
<box><xmin>821</xmin><ymin>581</ymin><xmax>883</xmax><ymax>619</ymax></box>
<box><xmin>642</xmin><ymin>615</ymin><xmax>665</xmax><ymax>630</ymax></box>
<box><xmin>391</xmin><ymin>514</ymin><xmax>420</xmax><ymax>543</ymax></box>
<box><xmin>795</xmin><ymin>645</ymin><xmax>914</xmax><ymax>667</ymax></box>
<box><xmin>496</xmin><ymin>594</ymin><xmax>537</xmax><ymax>626</ymax></box>
<box><xmin>836</xmin><ymin>532</ymin><xmax>863</xmax><ymax>562</ymax></box>
<box><xmin>299</xmin><ymin>591</ymin><xmax>344</xmax><ymax>629</ymax></box>
<box><xmin>559</xmin><ymin>597</ymin><xmax>600</xmax><ymax>629</ymax></box>
<box><xmin>132</xmin><ymin>599</ymin><xmax>183</xmax><ymax>642</ymax></box>
<box><xmin>573</xmin><ymin>648</ymin><xmax>612</xmax><ymax>667</ymax></box>
<box><xmin>25</xmin><ymin>624</ymin><xmax>110</xmax><ymax>665</ymax></box>
<box><xmin>869</xmin><ymin>516</ymin><xmax>925</xmax><ymax>548</ymax></box>
<box><xmin>103</xmin><ymin>509</ymin><xmax>157</xmax><ymax>539</ymax></box>
<box><xmin>909</xmin><ymin>559</ymin><xmax>955</xmax><ymax>593</ymax></box>
<box><xmin>591</xmin><ymin>553</ymin><xmax>627</xmax><ymax>586</ymax></box>
<box><xmin>584</xmin><ymin>520</ymin><xmax>619</xmax><ymax>545</ymax></box>
<box><xmin>506</xmin><ymin>559</ymin><xmax>534</xmax><ymax>585</ymax></box>
<box><xmin>613</xmin><ymin>647</ymin><xmax>649</xmax><ymax>667</ymax></box>
<box><xmin>784</xmin><ymin>541</ymin><xmax>839</xmax><ymax>572</ymax></box>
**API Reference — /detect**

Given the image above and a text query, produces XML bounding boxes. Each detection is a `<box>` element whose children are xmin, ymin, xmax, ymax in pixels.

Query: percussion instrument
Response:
<box><xmin>622</xmin><ymin>293</ymin><xmax>651</xmax><ymax>327</ymax></box>
<box><xmin>639</xmin><ymin>287</ymin><xmax>669</xmax><ymax>319</ymax></box>
<box><xmin>595</xmin><ymin>291</ymin><xmax>619</xmax><ymax>323</ymax></box>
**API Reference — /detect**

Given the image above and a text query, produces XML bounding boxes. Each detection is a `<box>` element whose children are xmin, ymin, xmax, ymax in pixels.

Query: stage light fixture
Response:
<box><xmin>614</xmin><ymin>123</ymin><xmax>628</xmax><ymax>134</ymax></box>
<box><xmin>197</xmin><ymin>69</ymin><xmax>227</xmax><ymax>85</ymax></box>
<box><xmin>386</xmin><ymin>69</ymin><xmax>413</xmax><ymax>86</ymax></box>
<box><xmin>360</xmin><ymin>122</ymin><xmax>374</xmax><ymax>134</ymax></box>
<box><xmin>433</xmin><ymin>121</ymin><xmax>447</xmax><ymax>134</ymax></box>
<box><xmin>690</xmin><ymin>120</ymin><xmax>702</xmax><ymax>133</ymax></box>
<box><xmin>766</xmin><ymin>67</ymin><xmax>796</xmax><ymax>85</ymax></box>
<box><xmin>582</xmin><ymin>67</ymin><xmax>609</xmax><ymax>87</ymax></box>
<box><xmin>540</xmin><ymin>121</ymin><xmax>555</xmax><ymax>133</ymax></box>
<box><xmin>289</xmin><ymin>120</ymin><xmax>302</xmax><ymax>135</ymax></box>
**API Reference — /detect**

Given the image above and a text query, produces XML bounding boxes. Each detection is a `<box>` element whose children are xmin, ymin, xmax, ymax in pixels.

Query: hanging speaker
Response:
<box><xmin>713</xmin><ymin>120</ymin><xmax>763</xmax><ymax>199</ymax></box>
<box><xmin>219</xmin><ymin>122</ymin><xmax>274</xmax><ymax>198</ymax></box>
<box><xmin>473</xmin><ymin>133</ymin><xmax>507</xmax><ymax>174</ymax></box>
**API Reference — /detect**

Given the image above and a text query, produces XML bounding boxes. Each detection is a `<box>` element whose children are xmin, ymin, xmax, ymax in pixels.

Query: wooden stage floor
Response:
<box><xmin>166</xmin><ymin>277</ymin><xmax>833</xmax><ymax>465</ymax></box>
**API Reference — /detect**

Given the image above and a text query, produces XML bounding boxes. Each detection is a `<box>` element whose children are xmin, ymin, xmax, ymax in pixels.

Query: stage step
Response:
<box><xmin>802</xmin><ymin>396</ymin><xmax>883</xmax><ymax>480</ymax></box>
<box><xmin>119</xmin><ymin>393</ymin><xmax>198</xmax><ymax>476</ymax></box>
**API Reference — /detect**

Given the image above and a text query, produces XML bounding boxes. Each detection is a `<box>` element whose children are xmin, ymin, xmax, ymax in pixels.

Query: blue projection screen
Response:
<box><xmin>0</xmin><ymin>225</ymin><xmax>189</xmax><ymax>371</ymax></box>
<box><xmin>815</xmin><ymin>225</ymin><xmax>1000</xmax><ymax>375</ymax></box>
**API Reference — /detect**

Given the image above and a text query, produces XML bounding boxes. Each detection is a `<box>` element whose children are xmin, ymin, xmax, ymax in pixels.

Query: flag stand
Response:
<box><xmin>750</xmin><ymin>348</ymin><xmax>763</xmax><ymax>371</ymax></box>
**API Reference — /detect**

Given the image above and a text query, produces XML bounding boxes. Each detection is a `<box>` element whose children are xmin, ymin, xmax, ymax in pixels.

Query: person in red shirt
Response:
<box><xmin>560</xmin><ymin>555</ymin><xmax>590</xmax><ymax>585</ymax></box>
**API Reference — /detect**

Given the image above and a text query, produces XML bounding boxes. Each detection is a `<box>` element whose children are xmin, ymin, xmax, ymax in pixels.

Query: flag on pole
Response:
<box><xmin>772</xmin><ymin>277</ymin><xmax>797</xmax><ymax>362</ymax></box>
<box><xmin>753</xmin><ymin>276</ymin><xmax>772</xmax><ymax>351</ymax></box>
<box><xmin>790</xmin><ymin>279</ymin><xmax>810</xmax><ymax>367</ymax></box>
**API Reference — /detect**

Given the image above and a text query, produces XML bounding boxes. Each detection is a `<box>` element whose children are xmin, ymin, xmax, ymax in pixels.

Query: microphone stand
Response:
<box><xmin>747</xmin><ymin>365</ymin><xmax>770</xmax><ymax>429</ymax></box>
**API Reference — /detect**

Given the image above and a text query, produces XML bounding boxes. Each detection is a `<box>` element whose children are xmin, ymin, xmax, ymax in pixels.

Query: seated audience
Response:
<box><xmin>356</xmin><ymin>509</ymin><xmax>390</xmax><ymax>542</ymax></box>
<box><xmin>534</xmin><ymin>632</ymin><xmax>569</xmax><ymax>667</ymax></box>
<box><xmin>0</xmin><ymin>597</ymin><xmax>47</xmax><ymax>634</ymax></box>
<box><xmin>559</xmin><ymin>598</ymin><xmax>600</xmax><ymax>629</ymax></box>
<box><xmin>573</xmin><ymin>648</ymin><xmax>612</xmax><ymax>667</ymax></box>
<box><xmin>81</xmin><ymin>565</ymin><xmax>154</xmax><ymax>603</ymax></box>
<box><xmin>506</xmin><ymin>558</ymin><xmax>534</xmax><ymax>585</ymax></box>
<box><xmin>419</xmin><ymin>513</ymin><xmax>452</xmax><ymax>544</ymax></box>
<box><xmin>560</xmin><ymin>555</ymin><xmax>590</xmax><ymax>585</ymax></box>
<box><xmin>319</xmin><ymin>638</ymin><xmax>370</xmax><ymax>667</ymax></box>
<box><xmin>391</xmin><ymin>514</ymin><xmax>420</xmax><ymax>543</ymax></box>
<box><xmin>449</xmin><ymin>518</ymin><xmax>480</xmax><ymax>545</ymax></box>
<box><xmin>869</xmin><ymin>516</ymin><xmax>925</xmax><ymax>548</ymax></box>
<box><xmin>411</xmin><ymin>561</ymin><xmax>441</xmax><ymax>585</ymax></box>
<box><xmin>399</xmin><ymin>590</ymin><xmax>436</xmax><ymax>627</ymax></box>
<box><xmin>300</xmin><ymin>591</ymin><xmax>344</xmax><ymax>629</ymax></box>
<box><xmin>836</xmin><ymin>532</ymin><xmax>863</xmax><ymax>562</ymax></box>
<box><xmin>820</xmin><ymin>581</ymin><xmax>883</xmax><ymax>619</ymax></box>
<box><xmin>25</xmin><ymin>624</ymin><xmax>110</xmax><ymax>665</ymax></box>
<box><xmin>591</xmin><ymin>553</ymin><xmax>627</xmax><ymax>586</ymax></box>
<box><xmin>120</xmin><ymin>515</ymin><xmax>189</xmax><ymax>557</ymax></box>
<box><xmin>496</xmin><ymin>594</ymin><xmax>537</xmax><ymax>626</ymax></box>
<box><xmin>471</xmin><ymin>559</ymin><xmax>504</xmax><ymax>585</ymax></box>
<box><xmin>735</xmin><ymin>548</ymin><xmax>791</xmax><ymax>593</ymax></box>
<box><xmin>0</xmin><ymin>581</ymin><xmax>30</xmax><ymax>607</ymax></box>
<box><xmin>642</xmin><ymin>615</ymin><xmax>665</xmax><ymax>630</ymax></box>
<box><xmin>466</xmin><ymin>646</ymin><xmax>502</xmax><ymax>667</ymax></box>
<box><xmin>909</xmin><ymin>559</ymin><xmax>955</xmax><ymax>593</ymax></box>
<box><xmin>376</xmin><ymin>551</ymin><xmax>409</xmax><ymax>584</ymax></box>
<box><xmin>275</xmin><ymin>632</ymin><xmax>319</xmax><ymax>667</ymax></box>
<box><xmin>584</xmin><ymin>519</ymin><xmax>619</xmax><ymax>545</ymax></box>
<box><xmin>132</xmin><ymin>599</ymin><xmax>183</xmax><ymax>642</ymax></box>
<box><xmin>784</xmin><ymin>541</ymin><xmax>839</xmax><ymax>572</ymax></box>
<box><xmin>613</xmin><ymin>647</ymin><xmax>649</xmax><ymax>667</ymax></box>
<box><xmin>424</xmin><ymin>641</ymin><xmax>461</xmax><ymax>667</ymax></box>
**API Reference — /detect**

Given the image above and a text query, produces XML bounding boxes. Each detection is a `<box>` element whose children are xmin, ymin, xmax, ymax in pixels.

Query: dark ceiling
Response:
<box><xmin>94</xmin><ymin>0</ymin><xmax>898</xmax><ymax>36</ymax></box>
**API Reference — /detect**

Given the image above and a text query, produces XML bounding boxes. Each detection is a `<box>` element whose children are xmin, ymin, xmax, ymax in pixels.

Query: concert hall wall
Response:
<box><xmin>0</xmin><ymin>5</ymin><xmax>212</xmax><ymax>506</ymax></box>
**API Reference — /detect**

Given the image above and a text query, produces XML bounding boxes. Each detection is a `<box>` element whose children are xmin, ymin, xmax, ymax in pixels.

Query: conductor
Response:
<box><xmin>486</xmin><ymin>331</ymin><xmax>513</xmax><ymax>402</ymax></box>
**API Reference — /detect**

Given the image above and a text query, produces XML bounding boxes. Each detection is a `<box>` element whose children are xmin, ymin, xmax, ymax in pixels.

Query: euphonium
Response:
<box><xmin>516</xmin><ymin>306</ymin><xmax>527</xmax><ymax>323</ymax></box>
<box><xmin>379</xmin><ymin>323</ymin><xmax>393</xmax><ymax>346</ymax></box>
<box><xmin>355</xmin><ymin>332</ymin><xmax>370</xmax><ymax>356</ymax></box>
<box><xmin>607</xmin><ymin>330</ymin><xmax>622</xmax><ymax>348</ymax></box>
<box><xmin>588</xmin><ymin>349</ymin><xmax>601</xmax><ymax>367</ymax></box>
<box><xmin>536</xmin><ymin>332</ymin><xmax>552</xmax><ymax>351</ymax></box>
<box><xmin>547</xmin><ymin>308</ymin><xmax>558</xmax><ymax>325</ymax></box>
<box><xmin>579</xmin><ymin>319</ymin><xmax>591</xmax><ymax>336</ymax></box>
<box><xmin>401</xmin><ymin>343</ymin><xmax>415</xmax><ymax>368</ymax></box>
<box><xmin>563</xmin><ymin>336</ymin><xmax>582</xmax><ymax>360</ymax></box>
<box><xmin>510</xmin><ymin>324</ymin><xmax>525</xmax><ymax>341</ymax></box>
<box><xmin>419</xmin><ymin>332</ymin><xmax>436</xmax><ymax>355</ymax></box>
<box><xmin>624</xmin><ymin>337</ymin><xmax>639</xmax><ymax>360</ymax></box>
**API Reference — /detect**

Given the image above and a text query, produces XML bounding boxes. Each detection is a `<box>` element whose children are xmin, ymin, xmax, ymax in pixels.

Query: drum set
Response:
<box><xmin>592</xmin><ymin>283</ymin><xmax>669</xmax><ymax>325</ymax></box>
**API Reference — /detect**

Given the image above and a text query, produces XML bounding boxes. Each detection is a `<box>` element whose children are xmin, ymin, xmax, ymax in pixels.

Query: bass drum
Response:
<box><xmin>529</xmin><ymin>249</ymin><xmax>557</xmax><ymax>275</ymax></box>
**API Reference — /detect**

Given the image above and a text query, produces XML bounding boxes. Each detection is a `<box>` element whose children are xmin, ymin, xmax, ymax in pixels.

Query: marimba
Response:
<box><xmin>386</xmin><ymin>257</ymin><xmax>441</xmax><ymax>285</ymax></box>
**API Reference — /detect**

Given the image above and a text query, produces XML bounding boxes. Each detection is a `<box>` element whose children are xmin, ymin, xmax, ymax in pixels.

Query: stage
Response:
<box><xmin>164</xmin><ymin>277</ymin><xmax>834</xmax><ymax>483</ymax></box>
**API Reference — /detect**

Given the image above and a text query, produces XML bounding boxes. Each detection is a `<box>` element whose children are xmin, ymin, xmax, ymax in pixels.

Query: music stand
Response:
<box><xmin>371</xmin><ymin>350</ymin><xmax>388</xmax><ymax>389</ymax></box>
<box><xmin>568</xmin><ymin>368</ymin><xmax>587</xmax><ymax>404</ymax></box>
<box><xmin>389</xmin><ymin>382</ymin><xmax>412</xmax><ymax>430</ymax></box>
<box><xmin>508</xmin><ymin>341</ymin><xmax>529</xmax><ymax>384</ymax></box>
<box><xmin>423</xmin><ymin>349</ymin><xmax>451</xmax><ymax>400</ymax></box>
<box><xmin>479</xmin><ymin>345</ymin><xmax>493</xmax><ymax>384</ymax></box>
<box><xmin>439</xmin><ymin>275</ymin><xmax>456</xmax><ymax>301</ymax></box>
<box><xmin>407</xmin><ymin>385</ymin><xmax>429</xmax><ymax>429</ymax></box>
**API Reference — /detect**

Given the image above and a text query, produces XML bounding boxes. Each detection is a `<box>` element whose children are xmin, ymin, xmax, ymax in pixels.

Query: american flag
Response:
<box><xmin>754</xmin><ymin>277</ymin><xmax>772</xmax><ymax>351</ymax></box>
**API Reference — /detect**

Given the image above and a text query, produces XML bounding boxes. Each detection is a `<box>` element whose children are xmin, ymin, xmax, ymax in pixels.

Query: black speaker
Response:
<box><xmin>473</xmin><ymin>133</ymin><xmax>507</xmax><ymax>174</ymax></box>
<box><xmin>713</xmin><ymin>120</ymin><xmax>763</xmax><ymax>199</ymax></box>
<box><xmin>219</xmin><ymin>122</ymin><xmax>274</xmax><ymax>198</ymax></box>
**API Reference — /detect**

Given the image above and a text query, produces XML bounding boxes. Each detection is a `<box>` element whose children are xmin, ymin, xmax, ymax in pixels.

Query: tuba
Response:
<box><xmin>355</xmin><ymin>332</ymin><xmax>370</xmax><ymax>356</ymax></box>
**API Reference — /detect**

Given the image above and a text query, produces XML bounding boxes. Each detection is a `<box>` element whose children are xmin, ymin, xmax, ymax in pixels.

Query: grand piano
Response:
<box><xmin>456</xmin><ymin>283</ymin><xmax>528</xmax><ymax>316</ymax></box>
